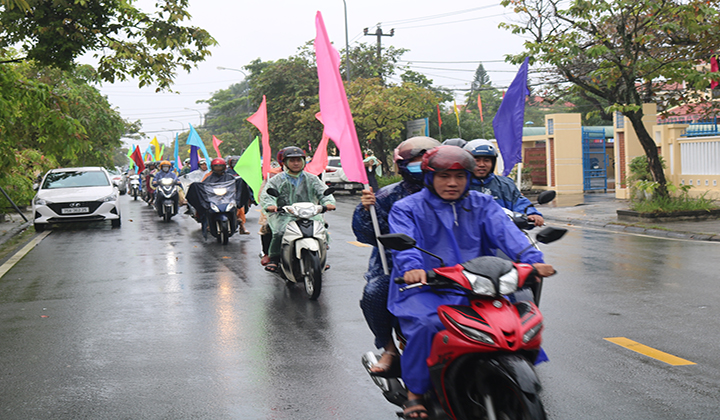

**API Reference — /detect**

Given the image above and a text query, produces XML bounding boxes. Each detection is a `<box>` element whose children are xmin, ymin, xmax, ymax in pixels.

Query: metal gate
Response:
<box><xmin>582</xmin><ymin>128</ymin><xmax>608</xmax><ymax>191</ymax></box>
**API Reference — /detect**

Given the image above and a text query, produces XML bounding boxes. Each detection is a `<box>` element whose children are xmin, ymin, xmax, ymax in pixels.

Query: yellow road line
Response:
<box><xmin>0</xmin><ymin>231</ymin><xmax>51</xmax><ymax>279</ymax></box>
<box><xmin>348</xmin><ymin>241</ymin><xmax>372</xmax><ymax>248</ymax></box>
<box><xmin>604</xmin><ymin>337</ymin><xmax>695</xmax><ymax>366</ymax></box>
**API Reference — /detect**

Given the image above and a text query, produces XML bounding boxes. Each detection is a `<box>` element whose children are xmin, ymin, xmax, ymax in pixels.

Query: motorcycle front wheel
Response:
<box><xmin>301</xmin><ymin>249</ymin><xmax>322</xmax><ymax>300</ymax></box>
<box><xmin>218</xmin><ymin>219</ymin><xmax>229</xmax><ymax>245</ymax></box>
<box><xmin>451</xmin><ymin>358</ymin><xmax>546</xmax><ymax>420</ymax></box>
<box><xmin>163</xmin><ymin>209</ymin><xmax>171</xmax><ymax>222</ymax></box>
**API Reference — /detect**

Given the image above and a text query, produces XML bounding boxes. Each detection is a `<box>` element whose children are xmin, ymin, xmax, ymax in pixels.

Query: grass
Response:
<box><xmin>0</xmin><ymin>225</ymin><xmax>36</xmax><ymax>263</ymax></box>
<box><xmin>629</xmin><ymin>194</ymin><xmax>718</xmax><ymax>214</ymax></box>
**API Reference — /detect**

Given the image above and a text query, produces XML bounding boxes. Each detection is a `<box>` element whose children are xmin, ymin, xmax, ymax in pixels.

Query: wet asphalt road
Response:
<box><xmin>2</xmin><ymin>193</ymin><xmax>720</xmax><ymax>419</ymax></box>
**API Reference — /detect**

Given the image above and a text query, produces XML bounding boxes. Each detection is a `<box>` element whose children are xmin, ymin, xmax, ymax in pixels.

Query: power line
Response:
<box><xmin>381</xmin><ymin>5</ymin><xmax>499</xmax><ymax>26</ymax></box>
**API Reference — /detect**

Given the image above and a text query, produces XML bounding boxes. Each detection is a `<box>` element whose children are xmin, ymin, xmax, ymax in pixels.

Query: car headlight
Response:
<box><xmin>443</xmin><ymin>313</ymin><xmax>495</xmax><ymax>345</ymax></box>
<box><xmin>99</xmin><ymin>193</ymin><xmax>118</xmax><ymax>202</ymax></box>
<box><xmin>34</xmin><ymin>196</ymin><xmax>50</xmax><ymax>206</ymax></box>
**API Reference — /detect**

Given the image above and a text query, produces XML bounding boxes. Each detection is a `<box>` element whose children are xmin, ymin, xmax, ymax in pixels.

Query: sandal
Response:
<box><xmin>260</xmin><ymin>255</ymin><xmax>271</xmax><ymax>266</ymax></box>
<box><xmin>369</xmin><ymin>350</ymin><xmax>401</xmax><ymax>378</ymax></box>
<box><xmin>264</xmin><ymin>263</ymin><xmax>278</xmax><ymax>273</ymax></box>
<box><xmin>402</xmin><ymin>399</ymin><xmax>428</xmax><ymax>419</ymax></box>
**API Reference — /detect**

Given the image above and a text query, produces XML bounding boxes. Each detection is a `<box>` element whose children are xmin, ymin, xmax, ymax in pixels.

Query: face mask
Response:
<box><xmin>406</xmin><ymin>162</ymin><xmax>422</xmax><ymax>173</ymax></box>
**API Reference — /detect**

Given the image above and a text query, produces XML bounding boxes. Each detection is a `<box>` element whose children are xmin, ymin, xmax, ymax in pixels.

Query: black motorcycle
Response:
<box><xmin>186</xmin><ymin>178</ymin><xmax>250</xmax><ymax>245</ymax></box>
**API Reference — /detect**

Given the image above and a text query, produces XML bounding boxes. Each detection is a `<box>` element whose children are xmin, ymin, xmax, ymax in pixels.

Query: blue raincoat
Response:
<box><xmin>469</xmin><ymin>173</ymin><xmax>541</xmax><ymax>216</ymax></box>
<box><xmin>351</xmin><ymin>180</ymin><xmax>421</xmax><ymax>348</ymax></box>
<box><xmin>388</xmin><ymin>188</ymin><xmax>544</xmax><ymax>395</ymax></box>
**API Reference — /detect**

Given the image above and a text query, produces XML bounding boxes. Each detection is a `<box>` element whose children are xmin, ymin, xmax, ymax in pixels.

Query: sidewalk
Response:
<box><xmin>0</xmin><ymin>209</ymin><xmax>33</xmax><ymax>247</ymax></box>
<box><xmin>541</xmin><ymin>193</ymin><xmax>720</xmax><ymax>241</ymax></box>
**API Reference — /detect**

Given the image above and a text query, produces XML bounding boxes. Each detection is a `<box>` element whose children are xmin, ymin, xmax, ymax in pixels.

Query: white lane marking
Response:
<box><xmin>0</xmin><ymin>231</ymin><xmax>51</xmax><ymax>279</ymax></box>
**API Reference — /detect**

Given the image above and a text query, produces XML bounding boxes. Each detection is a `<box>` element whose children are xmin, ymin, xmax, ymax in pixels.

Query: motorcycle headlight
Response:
<box><xmin>296</xmin><ymin>207</ymin><xmax>317</xmax><ymax>218</ymax></box>
<box><xmin>523</xmin><ymin>322</ymin><xmax>543</xmax><ymax>343</ymax></box>
<box><xmin>227</xmin><ymin>202</ymin><xmax>235</xmax><ymax>211</ymax></box>
<box><xmin>210</xmin><ymin>203</ymin><xmax>220</xmax><ymax>212</ymax></box>
<box><xmin>443</xmin><ymin>313</ymin><xmax>495</xmax><ymax>345</ymax></box>
<box><xmin>498</xmin><ymin>269</ymin><xmax>520</xmax><ymax>295</ymax></box>
<box><xmin>463</xmin><ymin>271</ymin><xmax>495</xmax><ymax>296</ymax></box>
<box><xmin>213</xmin><ymin>188</ymin><xmax>227</xmax><ymax>196</ymax></box>
<box><xmin>161</xmin><ymin>178</ymin><xmax>174</xmax><ymax>185</ymax></box>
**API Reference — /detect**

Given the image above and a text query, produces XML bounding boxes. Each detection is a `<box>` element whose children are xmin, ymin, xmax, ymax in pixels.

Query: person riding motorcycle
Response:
<box><xmin>464</xmin><ymin>139</ymin><xmax>545</xmax><ymax>226</ymax></box>
<box><xmin>259</xmin><ymin>146</ymin><xmax>336</xmax><ymax>273</ymax></box>
<box><xmin>153</xmin><ymin>160</ymin><xmax>184</xmax><ymax>205</ymax></box>
<box><xmin>387</xmin><ymin>145</ymin><xmax>555</xmax><ymax>419</ymax></box>
<box><xmin>202</xmin><ymin>158</ymin><xmax>235</xmax><ymax>183</ymax></box>
<box><xmin>351</xmin><ymin>136</ymin><xmax>441</xmax><ymax>378</ymax></box>
<box><xmin>441</xmin><ymin>137</ymin><xmax>466</xmax><ymax>148</ymax></box>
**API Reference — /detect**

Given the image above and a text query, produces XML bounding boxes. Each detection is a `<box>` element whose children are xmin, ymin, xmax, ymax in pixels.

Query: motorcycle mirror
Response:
<box><xmin>536</xmin><ymin>226</ymin><xmax>568</xmax><ymax>244</ymax></box>
<box><xmin>536</xmin><ymin>190</ymin><xmax>556</xmax><ymax>205</ymax></box>
<box><xmin>323</xmin><ymin>188</ymin><xmax>336</xmax><ymax>196</ymax></box>
<box><xmin>377</xmin><ymin>233</ymin><xmax>416</xmax><ymax>251</ymax></box>
<box><xmin>266</xmin><ymin>188</ymin><xmax>280</xmax><ymax>197</ymax></box>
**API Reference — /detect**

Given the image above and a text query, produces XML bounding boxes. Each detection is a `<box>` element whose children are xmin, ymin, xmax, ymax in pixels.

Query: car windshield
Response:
<box><xmin>42</xmin><ymin>171</ymin><xmax>110</xmax><ymax>189</ymax></box>
<box><xmin>327</xmin><ymin>159</ymin><xmax>342</xmax><ymax>168</ymax></box>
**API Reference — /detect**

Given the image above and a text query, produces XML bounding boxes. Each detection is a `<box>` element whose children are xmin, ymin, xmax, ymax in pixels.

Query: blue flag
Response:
<box><xmin>190</xmin><ymin>145</ymin><xmax>199</xmax><ymax>170</ymax></box>
<box><xmin>186</xmin><ymin>124</ymin><xmax>211</xmax><ymax>164</ymax></box>
<box><xmin>493</xmin><ymin>57</ymin><xmax>529</xmax><ymax>176</ymax></box>
<box><xmin>174</xmin><ymin>132</ymin><xmax>180</xmax><ymax>171</ymax></box>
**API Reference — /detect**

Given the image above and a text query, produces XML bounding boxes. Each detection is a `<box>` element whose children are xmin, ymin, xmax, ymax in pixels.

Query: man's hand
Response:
<box><xmin>360</xmin><ymin>187</ymin><xmax>375</xmax><ymax>210</ymax></box>
<box><xmin>404</xmin><ymin>269</ymin><xmax>427</xmax><ymax>285</ymax></box>
<box><xmin>527</xmin><ymin>214</ymin><xmax>545</xmax><ymax>226</ymax></box>
<box><xmin>532</xmin><ymin>263</ymin><xmax>555</xmax><ymax>277</ymax></box>
<box><xmin>325</xmin><ymin>204</ymin><xmax>336</xmax><ymax>211</ymax></box>
<box><xmin>266</xmin><ymin>205</ymin><xmax>277</xmax><ymax>213</ymax></box>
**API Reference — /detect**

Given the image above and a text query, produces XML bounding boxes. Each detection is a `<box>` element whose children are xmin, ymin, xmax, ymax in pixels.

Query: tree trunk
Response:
<box><xmin>626</xmin><ymin>110</ymin><xmax>668</xmax><ymax>198</ymax></box>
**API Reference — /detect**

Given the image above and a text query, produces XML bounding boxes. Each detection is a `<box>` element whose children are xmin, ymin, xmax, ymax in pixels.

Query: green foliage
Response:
<box><xmin>0</xmin><ymin>0</ymin><xmax>217</xmax><ymax>91</ymax></box>
<box><xmin>0</xmin><ymin>149</ymin><xmax>57</xmax><ymax>208</ymax></box>
<box><xmin>500</xmin><ymin>0</ymin><xmax>720</xmax><ymax>197</ymax></box>
<box><xmin>627</xmin><ymin>155</ymin><xmax>716</xmax><ymax>213</ymax></box>
<box><xmin>377</xmin><ymin>174</ymin><xmax>402</xmax><ymax>189</ymax></box>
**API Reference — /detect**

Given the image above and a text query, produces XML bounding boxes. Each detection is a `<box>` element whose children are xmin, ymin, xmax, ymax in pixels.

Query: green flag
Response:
<box><xmin>127</xmin><ymin>147</ymin><xmax>135</xmax><ymax>169</ymax></box>
<box><xmin>234</xmin><ymin>136</ymin><xmax>263</xmax><ymax>203</ymax></box>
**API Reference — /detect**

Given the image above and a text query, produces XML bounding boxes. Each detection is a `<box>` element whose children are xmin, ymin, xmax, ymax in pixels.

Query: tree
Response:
<box><xmin>0</xmin><ymin>0</ymin><xmax>217</xmax><ymax>90</ymax></box>
<box><xmin>465</xmin><ymin>63</ymin><xmax>503</xmax><ymax>138</ymax></box>
<box><xmin>500</xmin><ymin>0</ymin><xmax>720</xmax><ymax>198</ymax></box>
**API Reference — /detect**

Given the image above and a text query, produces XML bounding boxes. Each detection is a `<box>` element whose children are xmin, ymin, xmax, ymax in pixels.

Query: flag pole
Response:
<box><xmin>365</xmin><ymin>183</ymin><xmax>389</xmax><ymax>275</ymax></box>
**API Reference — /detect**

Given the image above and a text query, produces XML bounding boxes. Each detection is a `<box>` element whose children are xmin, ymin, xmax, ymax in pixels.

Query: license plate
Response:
<box><xmin>344</xmin><ymin>184</ymin><xmax>355</xmax><ymax>190</ymax></box>
<box><xmin>61</xmin><ymin>207</ymin><xmax>89</xmax><ymax>214</ymax></box>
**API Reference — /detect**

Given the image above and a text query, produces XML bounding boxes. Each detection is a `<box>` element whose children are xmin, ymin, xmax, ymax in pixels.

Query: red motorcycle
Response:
<box><xmin>363</xmin><ymin>227</ymin><xmax>565</xmax><ymax>420</ymax></box>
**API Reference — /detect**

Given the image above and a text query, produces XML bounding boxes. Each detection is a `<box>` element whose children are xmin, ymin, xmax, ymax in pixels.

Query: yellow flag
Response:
<box><xmin>150</xmin><ymin>137</ymin><xmax>161</xmax><ymax>161</ymax></box>
<box><xmin>453</xmin><ymin>100</ymin><xmax>460</xmax><ymax>126</ymax></box>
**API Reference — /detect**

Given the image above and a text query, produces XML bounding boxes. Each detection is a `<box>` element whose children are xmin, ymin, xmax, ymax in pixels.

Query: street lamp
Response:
<box><xmin>217</xmin><ymin>66</ymin><xmax>253</xmax><ymax>142</ymax></box>
<box><xmin>343</xmin><ymin>0</ymin><xmax>350</xmax><ymax>81</ymax></box>
<box><xmin>169</xmin><ymin>119</ymin><xmax>185</xmax><ymax>131</ymax></box>
<box><xmin>184</xmin><ymin>108</ymin><xmax>203</xmax><ymax>126</ymax></box>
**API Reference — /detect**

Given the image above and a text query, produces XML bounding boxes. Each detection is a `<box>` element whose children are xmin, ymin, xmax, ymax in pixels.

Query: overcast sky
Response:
<box><xmin>96</xmin><ymin>0</ymin><xmax>529</xmax><ymax>151</ymax></box>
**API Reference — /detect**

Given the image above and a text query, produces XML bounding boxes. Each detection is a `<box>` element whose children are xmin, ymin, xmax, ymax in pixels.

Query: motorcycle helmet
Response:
<box><xmin>464</xmin><ymin>139</ymin><xmax>498</xmax><ymax>174</ymax></box>
<box><xmin>277</xmin><ymin>146</ymin><xmax>307</xmax><ymax>163</ymax></box>
<box><xmin>421</xmin><ymin>145</ymin><xmax>475</xmax><ymax>198</ymax></box>
<box><xmin>160</xmin><ymin>160</ymin><xmax>172</xmax><ymax>172</ymax></box>
<box><xmin>211</xmin><ymin>158</ymin><xmax>226</xmax><ymax>167</ymax></box>
<box><xmin>442</xmin><ymin>138</ymin><xmax>467</xmax><ymax>148</ymax></box>
<box><xmin>394</xmin><ymin>136</ymin><xmax>441</xmax><ymax>187</ymax></box>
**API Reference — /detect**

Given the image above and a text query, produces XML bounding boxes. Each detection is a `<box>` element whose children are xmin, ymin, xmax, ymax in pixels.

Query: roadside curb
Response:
<box><xmin>545</xmin><ymin>216</ymin><xmax>720</xmax><ymax>242</ymax></box>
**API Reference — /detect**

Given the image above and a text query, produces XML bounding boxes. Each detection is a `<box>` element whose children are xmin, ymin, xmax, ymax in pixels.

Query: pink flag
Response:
<box><xmin>247</xmin><ymin>95</ymin><xmax>271</xmax><ymax>179</ymax></box>
<box><xmin>305</xmin><ymin>112</ymin><xmax>330</xmax><ymax>176</ymax></box>
<box><xmin>314</xmin><ymin>11</ymin><xmax>368</xmax><ymax>185</ymax></box>
<box><xmin>212</xmin><ymin>135</ymin><xmax>223</xmax><ymax>158</ymax></box>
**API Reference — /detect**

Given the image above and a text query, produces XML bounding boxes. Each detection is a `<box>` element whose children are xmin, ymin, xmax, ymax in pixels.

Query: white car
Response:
<box><xmin>32</xmin><ymin>167</ymin><xmax>121</xmax><ymax>231</ymax></box>
<box><xmin>321</xmin><ymin>156</ymin><xmax>364</xmax><ymax>194</ymax></box>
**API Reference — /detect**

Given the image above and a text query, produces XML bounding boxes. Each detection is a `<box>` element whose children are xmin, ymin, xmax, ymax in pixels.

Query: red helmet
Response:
<box><xmin>211</xmin><ymin>158</ymin><xmax>226</xmax><ymax>167</ymax></box>
<box><xmin>421</xmin><ymin>145</ymin><xmax>475</xmax><ymax>173</ymax></box>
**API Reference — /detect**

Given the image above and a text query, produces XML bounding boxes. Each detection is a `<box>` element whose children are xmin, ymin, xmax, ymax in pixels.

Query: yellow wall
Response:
<box><xmin>614</xmin><ymin>104</ymin><xmax>658</xmax><ymax>199</ymax></box>
<box><xmin>545</xmin><ymin>114</ymin><xmax>584</xmax><ymax>194</ymax></box>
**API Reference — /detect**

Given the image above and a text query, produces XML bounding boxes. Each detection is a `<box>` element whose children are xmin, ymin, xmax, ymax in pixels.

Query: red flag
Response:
<box><xmin>212</xmin><ymin>135</ymin><xmax>223</xmax><ymax>158</ymax></box>
<box><xmin>437</xmin><ymin>104</ymin><xmax>443</xmax><ymax>127</ymax></box>
<box><xmin>711</xmin><ymin>56</ymin><xmax>719</xmax><ymax>89</ymax></box>
<box><xmin>478</xmin><ymin>94</ymin><xmax>484</xmax><ymax>123</ymax></box>
<box><xmin>314</xmin><ymin>11</ymin><xmax>368</xmax><ymax>185</ymax></box>
<box><xmin>247</xmin><ymin>95</ymin><xmax>271</xmax><ymax>179</ymax></box>
<box><xmin>305</xmin><ymin>112</ymin><xmax>330</xmax><ymax>176</ymax></box>
<box><xmin>131</xmin><ymin>146</ymin><xmax>145</xmax><ymax>173</ymax></box>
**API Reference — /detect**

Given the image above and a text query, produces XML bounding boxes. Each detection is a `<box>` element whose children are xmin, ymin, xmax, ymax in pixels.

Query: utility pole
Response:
<box><xmin>363</xmin><ymin>25</ymin><xmax>394</xmax><ymax>81</ymax></box>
